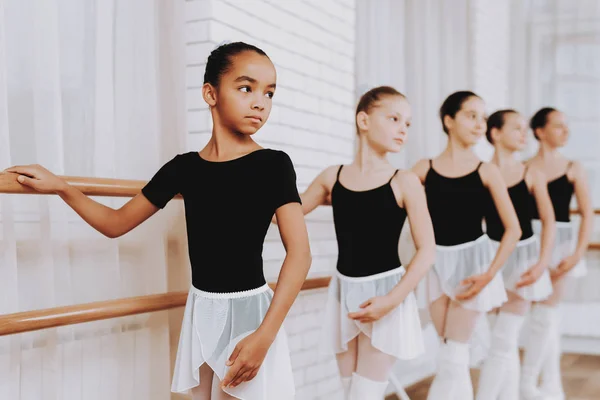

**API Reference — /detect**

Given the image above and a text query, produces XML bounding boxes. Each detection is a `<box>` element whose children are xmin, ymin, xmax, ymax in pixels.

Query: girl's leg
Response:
<box><xmin>444</xmin><ymin>300</ymin><xmax>482</xmax><ymax>343</ymax></box>
<box><xmin>426</xmin><ymin>295</ymin><xmax>452</xmax><ymax>400</ymax></box>
<box><xmin>349</xmin><ymin>332</ymin><xmax>395</xmax><ymax>400</ymax></box>
<box><xmin>427</xmin><ymin>297</ymin><xmax>481</xmax><ymax>400</ymax></box>
<box><xmin>355</xmin><ymin>332</ymin><xmax>397</xmax><ymax>381</ymax></box>
<box><xmin>429</xmin><ymin>295</ymin><xmax>450</xmax><ymax>337</ymax></box>
<box><xmin>444</xmin><ymin>301</ymin><xmax>482</xmax><ymax>400</ymax></box>
<box><xmin>210</xmin><ymin>369</ymin><xmax>238</xmax><ymax>400</ymax></box>
<box><xmin>542</xmin><ymin>274</ymin><xmax>566</xmax><ymax>307</ymax></box>
<box><xmin>336</xmin><ymin>336</ymin><xmax>359</xmax><ymax>398</ymax></box>
<box><xmin>191</xmin><ymin>363</ymin><xmax>215</xmax><ymax>400</ymax></box>
<box><xmin>476</xmin><ymin>292</ymin><xmax>528</xmax><ymax>400</ymax></box>
<box><xmin>538</xmin><ymin>277</ymin><xmax>567</xmax><ymax>399</ymax></box>
<box><xmin>520</xmin><ymin>277</ymin><xmax>563</xmax><ymax>400</ymax></box>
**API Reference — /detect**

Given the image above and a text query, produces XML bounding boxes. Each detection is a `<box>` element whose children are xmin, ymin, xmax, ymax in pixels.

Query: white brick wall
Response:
<box><xmin>181</xmin><ymin>1</ymin><xmax>356</xmax><ymax>398</ymax></box>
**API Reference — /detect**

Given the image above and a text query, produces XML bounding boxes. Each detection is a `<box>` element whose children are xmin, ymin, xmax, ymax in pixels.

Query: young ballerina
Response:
<box><xmin>411</xmin><ymin>91</ymin><xmax>521</xmax><ymax>400</ymax></box>
<box><xmin>520</xmin><ymin>107</ymin><xmax>593</xmax><ymax>400</ymax></box>
<box><xmin>4</xmin><ymin>42</ymin><xmax>312</xmax><ymax>400</ymax></box>
<box><xmin>475</xmin><ymin>109</ymin><xmax>556</xmax><ymax>400</ymax></box>
<box><xmin>291</xmin><ymin>86</ymin><xmax>435</xmax><ymax>399</ymax></box>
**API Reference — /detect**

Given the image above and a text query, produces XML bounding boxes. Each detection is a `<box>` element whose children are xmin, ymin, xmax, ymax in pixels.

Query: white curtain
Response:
<box><xmin>0</xmin><ymin>0</ymin><xmax>187</xmax><ymax>399</ymax></box>
<box><xmin>355</xmin><ymin>0</ymin><xmax>474</xmax><ymax>169</ymax></box>
<box><xmin>509</xmin><ymin>0</ymin><xmax>600</xmax><ymax>338</ymax></box>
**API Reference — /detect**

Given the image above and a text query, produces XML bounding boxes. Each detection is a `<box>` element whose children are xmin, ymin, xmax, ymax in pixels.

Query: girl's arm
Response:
<box><xmin>390</xmin><ymin>172</ymin><xmax>436</xmax><ymax>300</ymax></box>
<box><xmin>260</xmin><ymin>203</ymin><xmax>312</xmax><ymax>338</ymax></box>
<box><xmin>571</xmin><ymin>161</ymin><xmax>593</xmax><ymax>261</ymax></box>
<box><xmin>457</xmin><ymin>163</ymin><xmax>521</xmax><ymax>300</ymax></box>
<box><xmin>4</xmin><ymin>165</ymin><xmax>159</xmax><ymax>238</ymax></box>
<box><xmin>223</xmin><ymin>201</ymin><xmax>311</xmax><ymax>388</ymax></box>
<box><xmin>300</xmin><ymin>165</ymin><xmax>338</xmax><ymax>215</ymax></box>
<box><xmin>348</xmin><ymin>172</ymin><xmax>435</xmax><ymax>323</ymax></box>
<box><xmin>411</xmin><ymin>158</ymin><xmax>431</xmax><ymax>184</ymax></box>
<box><xmin>272</xmin><ymin>165</ymin><xmax>337</xmax><ymax>224</ymax></box>
<box><xmin>555</xmin><ymin>161</ymin><xmax>594</xmax><ymax>279</ymax></box>
<box><xmin>518</xmin><ymin>168</ymin><xmax>555</xmax><ymax>287</ymax></box>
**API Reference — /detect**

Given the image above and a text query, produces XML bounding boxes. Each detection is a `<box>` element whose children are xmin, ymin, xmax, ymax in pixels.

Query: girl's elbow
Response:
<box><xmin>582</xmin><ymin>210</ymin><xmax>594</xmax><ymax>222</ymax></box>
<box><xmin>304</xmin><ymin>248</ymin><xmax>313</xmax><ymax>264</ymax></box>
<box><xmin>545</xmin><ymin>221</ymin><xmax>557</xmax><ymax>233</ymax></box>
<box><xmin>540</xmin><ymin>212</ymin><xmax>555</xmax><ymax>225</ymax></box>
<box><xmin>427</xmin><ymin>246</ymin><xmax>436</xmax><ymax>266</ymax></box>
<box><xmin>104</xmin><ymin>228</ymin><xmax>123</xmax><ymax>239</ymax></box>
<box><xmin>512</xmin><ymin>225</ymin><xmax>522</xmax><ymax>240</ymax></box>
<box><xmin>419</xmin><ymin>244</ymin><xmax>436</xmax><ymax>267</ymax></box>
<box><xmin>104</xmin><ymin>219</ymin><xmax>130</xmax><ymax>239</ymax></box>
<box><xmin>290</xmin><ymin>246</ymin><xmax>312</xmax><ymax>265</ymax></box>
<box><xmin>104</xmin><ymin>211</ymin><xmax>129</xmax><ymax>238</ymax></box>
<box><xmin>301</xmin><ymin>205</ymin><xmax>310</xmax><ymax>216</ymax></box>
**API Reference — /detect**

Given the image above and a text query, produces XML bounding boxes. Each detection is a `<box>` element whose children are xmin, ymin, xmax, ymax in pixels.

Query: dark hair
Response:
<box><xmin>203</xmin><ymin>42</ymin><xmax>268</xmax><ymax>87</ymax></box>
<box><xmin>439</xmin><ymin>91</ymin><xmax>480</xmax><ymax>134</ymax></box>
<box><xmin>355</xmin><ymin>86</ymin><xmax>405</xmax><ymax>133</ymax></box>
<box><xmin>530</xmin><ymin>107</ymin><xmax>557</xmax><ymax>140</ymax></box>
<box><xmin>485</xmin><ymin>109</ymin><xmax>518</xmax><ymax>143</ymax></box>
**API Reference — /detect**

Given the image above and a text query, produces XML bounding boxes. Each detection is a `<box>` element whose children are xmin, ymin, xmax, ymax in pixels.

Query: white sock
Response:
<box><xmin>349</xmin><ymin>373</ymin><xmax>388</xmax><ymax>400</ymax></box>
<box><xmin>427</xmin><ymin>339</ymin><xmax>472</xmax><ymax>400</ymax></box>
<box><xmin>340</xmin><ymin>376</ymin><xmax>352</xmax><ymax>399</ymax></box>
<box><xmin>520</xmin><ymin>304</ymin><xmax>558</xmax><ymax>399</ymax></box>
<box><xmin>540</xmin><ymin>322</ymin><xmax>565</xmax><ymax>399</ymax></box>
<box><xmin>476</xmin><ymin>312</ymin><xmax>524</xmax><ymax>400</ymax></box>
<box><xmin>498</xmin><ymin>348</ymin><xmax>520</xmax><ymax>400</ymax></box>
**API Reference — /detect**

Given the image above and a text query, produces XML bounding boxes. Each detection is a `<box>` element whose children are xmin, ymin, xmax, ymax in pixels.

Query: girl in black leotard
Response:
<box><xmin>296</xmin><ymin>87</ymin><xmax>435</xmax><ymax>399</ymax></box>
<box><xmin>476</xmin><ymin>110</ymin><xmax>556</xmax><ymax>400</ymax></box>
<box><xmin>412</xmin><ymin>92</ymin><xmax>521</xmax><ymax>400</ymax></box>
<box><xmin>5</xmin><ymin>42</ymin><xmax>312</xmax><ymax>400</ymax></box>
<box><xmin>519</xmin><ymin>108</ymin><xmax>594</xmax><ymax>400</ymax></box>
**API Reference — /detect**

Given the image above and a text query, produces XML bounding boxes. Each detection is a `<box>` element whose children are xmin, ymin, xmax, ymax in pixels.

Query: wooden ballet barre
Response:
<box><xmin>570</xmin><ymin>208</ymin><xmax>600</xmax><ymax>215</ymax></box>
<box><xmin>0</xmin><ymin>172</ymin><xmax>182</xmax><ymax>198</ymax></box>
<box><xmin>1</xmin><ymin>172</ymin><xmax>598</xmax><ymax>214</ymax></box>
<box><xmin>0</xmin><ymin>291</ymin><xmax>188</xmax><ymax>337</ymax></box>
<box><xmin>0</xmin><ymin>277</ymin><xmax>331</xmax><ymax>336</ymax></box>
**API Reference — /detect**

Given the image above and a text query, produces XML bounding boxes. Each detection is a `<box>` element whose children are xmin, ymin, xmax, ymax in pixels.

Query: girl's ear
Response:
<box><xmin>443</xmin><ymin>114</ymin><xmax>454</xmax><ymax>133</ymax></box>
<box><xmin>356</xmin><ymin>111</ymin><xmax>369</xmax><ymax>132</ymax></box>
<box><xmin>202</xmin><ymin>83</ymin><xmax>217</xmax><ymax>107</ymax></box>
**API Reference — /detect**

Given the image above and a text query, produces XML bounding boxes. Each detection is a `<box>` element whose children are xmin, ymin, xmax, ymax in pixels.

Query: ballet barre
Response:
<box><xmin>570</xmin><ymin>208</ymin><xmax>600</xmax><ymax>215</ymax></box>
<box><xmin>0</xmin><ymin>172</ymin><xmax>598</xmax><ymax>213</ymax></box>
<box><xmin>0</xmin><ymin>171</ymin><xmax>180</xmax><ymax>198</ymax></box>
<box><xmin>0</xmin><ymin>277</ymin><xmax>332</xmax><ymax>337</ymax></box>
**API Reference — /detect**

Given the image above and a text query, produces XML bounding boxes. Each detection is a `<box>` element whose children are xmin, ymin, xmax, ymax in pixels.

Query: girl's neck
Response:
<box><xmin>353</xmin><ymin>135</ymin><xmax>390</xmax><ymax>173</ymax></box>
<box><xmin>536</xmin><ymin>142</ymin><xmax>561</xmax><ymax>162</ymax></box>
<box><xmin>441</xmin><ymin>134</ymin><xmax>475</xmax><ymax>162</ymax></box>
<box><xmin>491</xmin><ymin>146</ymin><xmax>518</xmax><ymax>168</ymax></box>
<box><xmin>203</xmin><ymin>119</ymin><xmax>260</xmax><ymax>160</ymax></box>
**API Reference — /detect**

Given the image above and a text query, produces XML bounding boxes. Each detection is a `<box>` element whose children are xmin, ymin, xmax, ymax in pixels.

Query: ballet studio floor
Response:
<box><xmin>391</xmin><ymin>353</ymin><xmax>600</xmax><ymax>400</ymax></box>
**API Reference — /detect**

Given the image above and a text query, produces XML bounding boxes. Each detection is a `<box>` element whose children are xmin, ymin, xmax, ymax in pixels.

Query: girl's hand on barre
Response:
<box><xmin>4</xmin><ymin>164</ymin><xmax>68</xmax><ymax>194</ymax></box>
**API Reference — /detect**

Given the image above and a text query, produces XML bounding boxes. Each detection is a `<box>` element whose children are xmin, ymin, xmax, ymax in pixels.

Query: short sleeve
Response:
<box><xmin>274</xmin><ymin>151</ymin><xmax>301</xmax><ymax>210</ymax></box>
<box><xmin>141</xmin><ymin>154</ymin><xmax>183</xmax><ymax>209</ymax></box>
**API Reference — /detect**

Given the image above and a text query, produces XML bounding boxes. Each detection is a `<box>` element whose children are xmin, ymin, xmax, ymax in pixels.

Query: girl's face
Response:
<box><xmin>493</xmin><ymin>112</ymin><xmax>527</xmax><ymax>152</ymax></box>
<box><xmin>357</xmin><ymin>95</ymin><xmax>412</xmax><ymax>153</ymax></box>
<box><xmin>537</xmin><ymin>111</ymin><xmax>569</xmax><ymax>148</ymax></box>
<box><xmin>206</xmin><ymin>51</ymin><xmax>277</xmax><ymax>135</ymax></box>
<box><xmin>445</xmin><ymin>96</ymin><xmax>487</xmax><ymax>146</ymax></box>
